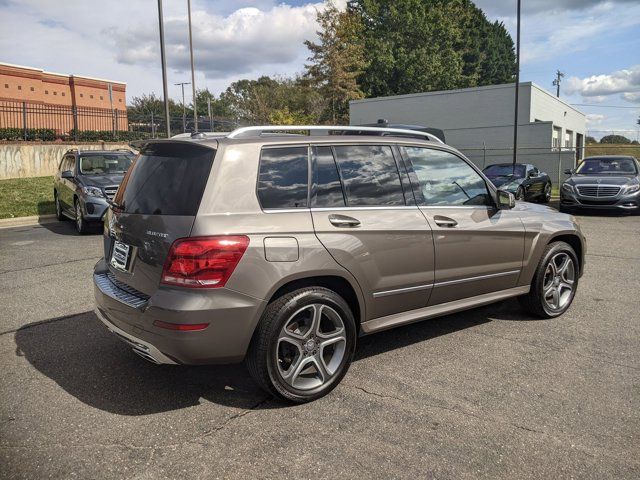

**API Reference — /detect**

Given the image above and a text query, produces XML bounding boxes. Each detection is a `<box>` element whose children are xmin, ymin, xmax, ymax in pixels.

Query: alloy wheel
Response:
<box><xmin>542</xmin><ymin>252</ymin><xmax>575</xmax><ymax>311</ymax></box>
<box><xmin>544</xmin><ymin>183</ymin><xmax>552</xmax><ymax>202</ymax></box>
<box><xmin>55</xmin><ymin>195</ymin><xmax>61</xmax><ymax>217</ymax></box>
<box><xmin>75</xmin><ymin>202</ymin><xmax>83</xmax><ymax>231</ymax></box>
<box><xmin>276</xmin><ymin>303</ymin><xmax>347</xmax><ymax>391</ymax></box>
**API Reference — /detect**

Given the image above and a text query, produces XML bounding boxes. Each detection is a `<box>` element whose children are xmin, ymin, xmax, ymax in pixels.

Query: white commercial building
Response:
<box><xmin>349</xmin><ymin>82</ymin><xmax>586</xmax><ymax>183</ymax></box>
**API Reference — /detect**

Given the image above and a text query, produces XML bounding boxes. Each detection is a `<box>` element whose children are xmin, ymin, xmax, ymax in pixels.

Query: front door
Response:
<box><xmin>310</xmin><ymin>145</ymin><xmax>435</xmax><ymax>320</ymax></box>
<box><xmin>400</xmin><ymin>146</ymin><xmax>525</xmax><ymax>305</ymax></box>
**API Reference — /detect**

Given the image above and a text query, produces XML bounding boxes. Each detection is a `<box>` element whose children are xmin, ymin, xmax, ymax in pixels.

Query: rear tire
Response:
<box><xmin>518</xmin><ymin>241</ymin><xmax>579</xmax><ymax>318</ymax></box>
<box><xmin>74</xmin><ymin>198</ymin><xmax>89</xmax><ymax>235</ymax></box>
<box><xmin>246</xmin><ymin>287</ymin><xmax>357</xmax><ymax>403</ymax></box>
<box><xmin>54</xmin><ymin>191</ymin><xmax>65</xmax><ymax>221</ymax></box>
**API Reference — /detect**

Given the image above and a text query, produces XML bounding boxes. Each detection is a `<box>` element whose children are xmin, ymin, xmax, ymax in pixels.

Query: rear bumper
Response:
<box><xmin>93</xmin><ymin>259</ymin><xmax>267</xmax><ymax>365</ymax></box>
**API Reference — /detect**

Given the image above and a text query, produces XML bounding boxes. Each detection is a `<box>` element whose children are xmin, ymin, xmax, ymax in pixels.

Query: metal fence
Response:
<box><xmin>0</xmin><ymin>100</ymin><xmax>239</xmax><ymax>141</ymax></box>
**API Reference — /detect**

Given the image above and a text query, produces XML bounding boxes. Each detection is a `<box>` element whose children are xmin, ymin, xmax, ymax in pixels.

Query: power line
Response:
<box><xmin>571</xmin><ymin>103</ymin><xmax>640</xmax><ymax>109</ymax></box>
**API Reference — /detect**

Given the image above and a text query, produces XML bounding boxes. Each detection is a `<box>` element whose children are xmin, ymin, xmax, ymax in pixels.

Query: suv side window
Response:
<box><xmin>311</xmin><ymin>146</ymin><xmax>345</xmax><ymax>207</ymax></box>
<box><xmin>332</xmin><ymin>145</ymin><xmax>405</xmax><ymax>206</ymax></box>
<box><xmin>257</xmin><ymin>146</ymin><xmax>309</xmax><ymax>209</ymax></box>
<box><xmin>402</xmin><ymin>147</ymin><xmax>492</xmax><ymax>206</ymax></box>
<box><xmin>61</xmin><ymin>155</ymin><xmax>74</xmax><ymax>174</ymax></box>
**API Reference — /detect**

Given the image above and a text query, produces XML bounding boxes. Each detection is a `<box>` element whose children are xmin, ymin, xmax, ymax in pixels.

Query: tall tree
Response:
<box><xmin>305</xmin><ymin>1</ymin><xmax>368</xmax><ymax>123</ymax></box>
<box><xmin>352</xmin><ymin>0</ymin><xmax>516</xmax><ymax>97</ymax></box>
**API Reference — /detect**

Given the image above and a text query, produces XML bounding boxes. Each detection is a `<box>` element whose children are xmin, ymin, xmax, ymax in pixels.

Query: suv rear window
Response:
<box><xmin>114</xmin><ymin>142</ymin><xmax>215</xmax><ymax>216</ymax></box>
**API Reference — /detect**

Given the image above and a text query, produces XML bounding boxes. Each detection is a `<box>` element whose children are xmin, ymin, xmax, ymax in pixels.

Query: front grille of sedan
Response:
<box><xmin>103</xmin><ymin>185</ymin><xmax>119</xmax><ymax>200</ymax></box>
<box><xmin>576</xmin><ymin>185</ymin><xmax>620</xmax><ymax>197</ymax></box>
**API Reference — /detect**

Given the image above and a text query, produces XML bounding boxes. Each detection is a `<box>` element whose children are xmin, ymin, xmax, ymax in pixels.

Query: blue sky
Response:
<box><xmin>1</xmin><ymin>0</ymin><xmax>639</xmax><ymax>139</ymax></box>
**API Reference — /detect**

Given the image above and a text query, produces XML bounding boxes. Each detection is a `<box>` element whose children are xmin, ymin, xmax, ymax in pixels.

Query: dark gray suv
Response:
<box><xmin>94</xmin><ymin>126</ymin><xmax>586</xmax><ymax>403</ymax></box>
<box><xmin>53</xmin><ymin>149</ymin><xmax>134</xmax><ymax>233</ymax></box>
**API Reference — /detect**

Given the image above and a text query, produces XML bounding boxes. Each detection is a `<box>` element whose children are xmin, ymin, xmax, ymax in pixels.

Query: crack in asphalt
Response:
<box><xmin>0</xmin><ymin>256</ymin><xmax>101</xmax><ymax>276</ymax></box>
<box><xmin>201</xmin><ymin>397</ymin><xmax>272</xmax><ymax>437</ymax></box>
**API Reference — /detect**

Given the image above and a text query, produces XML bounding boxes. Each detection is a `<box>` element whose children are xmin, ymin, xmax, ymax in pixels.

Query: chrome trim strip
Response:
<box><xmin>373</xmin><ymin>283</ymin><xmax>433</xmax><ymax>298</ymax></box>
<box><xmin>94</xmin><ymin>308</ymin><xmax>177</xmax><ymax>365</ymax></box>
<box><xmin>361</xmin><ymin>285</ymin><xmax>530</xmax><ymax>334</ymax></box>
<box><xmin>311</xmin><ymin>206</ymin><xmax>420</xmax><ymax>212</ymax></box>
<box><xmin>433</xmin><ymin>270</ymin><xmax>520</xmax><ymax>288</ymax></box>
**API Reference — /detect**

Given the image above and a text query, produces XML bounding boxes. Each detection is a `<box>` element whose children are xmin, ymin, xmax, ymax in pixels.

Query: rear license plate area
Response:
<box><xmin>110</xmin><ymin>241</ymin><xmax>132</xmax><ymax>272</ymax></box>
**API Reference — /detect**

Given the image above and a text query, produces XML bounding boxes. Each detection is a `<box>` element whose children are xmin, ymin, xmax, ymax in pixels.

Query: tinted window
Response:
<box><xmin>114</xmin><ymin>142</ymin><xmax>214</xmax><ymax>216</ymax></box>
<box><xmin>312</xmin><ymin>146</ymin><xmax>345</xmax><ymax>207</ymax></box>
<box><xmin>575</xmin><ymin>157</ymin><xmax>638</xmax><ymax>174</ymax></box>
<box><xmin>403</xmin><ymin>147</ymin><xmax>491</xmax><ymax>206</ymax></box>
<box><xmin>257</xmin><ymin>147</ymin><xmax>309</xmax><ymax>209</ymax></box>
<box><xmin>483</xmin><ymin>164</ymin><xmax>526</xmax><ymax>179</ymax></box>
<box><xmin>333</xmin><ymin>145</ymin><xmax>405</xmax><ymax>206</ymax></box>
<box><xmin>80</xmin><ymin>154</ymin><xmax>132</xmax><ymax>175</ymax></box>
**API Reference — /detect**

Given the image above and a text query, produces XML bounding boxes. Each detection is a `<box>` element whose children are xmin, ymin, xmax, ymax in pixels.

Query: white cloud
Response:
<box><xmin>564</xmin><ymin>65</ymin><xmax>640</xmax><ymax>104</ymax></box>
<box><xmin>113</xmin><ymin>3</ymin><xmax>328</xmax><ymax>78</ymax></box>
<box><xmin>585</xmin><ymin>113</ymin><xmax>605</xmax><ymax>125</ymax></box>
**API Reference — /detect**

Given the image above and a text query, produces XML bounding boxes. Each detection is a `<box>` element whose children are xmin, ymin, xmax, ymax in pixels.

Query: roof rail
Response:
<box><xmin>226</xmin><ymin>125</ymin><xmax>445</xmax><ymax>144</ymax></box>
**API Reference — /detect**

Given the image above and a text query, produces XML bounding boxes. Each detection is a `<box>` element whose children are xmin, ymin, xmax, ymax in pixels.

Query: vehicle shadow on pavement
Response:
<box><xmin>37</xmin><ymin>220</ymin><xmax>102</xmax><ymax>236</ymax></box>
<box><xmin>14</xmin><ymin>300</ymin><xmax>534</xmax><ymax>415</ymax></box>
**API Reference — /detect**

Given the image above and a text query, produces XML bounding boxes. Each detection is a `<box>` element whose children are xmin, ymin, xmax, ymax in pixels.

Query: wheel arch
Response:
<box><xmin>266</xmin><ymin>275</ymin><xmax>364</xmax><ymax>331</ymax></box>
<box><xmin>548</xmin><ymin>233</ymin><xmax>584</xmax><ymax>276</ymax></box>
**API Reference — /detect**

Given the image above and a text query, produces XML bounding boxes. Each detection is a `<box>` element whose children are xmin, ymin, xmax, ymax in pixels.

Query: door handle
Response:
<box><xmin>328</xmin><ymin>214</ymin><xmax>361</xmax><ymax>228</ymax></box>
<box><xmin>433</xmin><ymin>215</ymin><xmax>458</xmax><ymax>228</ymax></box>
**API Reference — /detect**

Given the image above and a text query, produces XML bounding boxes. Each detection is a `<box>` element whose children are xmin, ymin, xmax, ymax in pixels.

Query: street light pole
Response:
<box><xmin>157</xmin><ymin>0</ymin><xmax>171</xmax><ymax>138</ymax></box>
<box><xmin>187</xmin><ymin>0</ymin><xmax>198</xmax><ymax>132</ymax></box>
<box><xmin>175</xmin><ymin>82</ymin><xmax>190</xmax><ymax>132</ymax></box>
<box><xmin>512</xmin><ymin>0</ymin><xmax>521</xmax><ymax>171</ymax></box>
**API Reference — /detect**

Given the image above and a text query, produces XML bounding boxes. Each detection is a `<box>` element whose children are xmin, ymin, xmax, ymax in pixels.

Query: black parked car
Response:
<box><xmin>483</xmin><ymin>163</ymin><xmax>552</xmax><ymax>203</ymax></box>
<box><xmin>53</xmin><ymin>149</ymin><xmax>135</xmax><ymax>234</ymax></box>
<box><xmin>560</xmin><ymin>155</ymin><xmax>640</xmax><ymax>214</ymax></box>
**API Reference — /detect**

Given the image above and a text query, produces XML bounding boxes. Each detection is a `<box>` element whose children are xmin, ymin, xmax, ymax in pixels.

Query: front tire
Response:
<box><xmin>74</xmin><ymin>199</ymin><xmax>89</xmax><ymax>235</ymax></box>
<box><xmin>54</xmin><ymin>191</ymin><xmax>65</xmax><ymax>221</ymax></box>
<box><xmin>246</xmin><ymin>287</ymin><xmax>357</xmax><ymax>403</ymax></box>
<box><xmin>540</xmin><ymin>182</ymin><xmax>552</xmax><ymax>203</ymax></box>
<box><xmin>518</xmin><ymin>241</ymin><xmax>579</xmax><ymax>318</ymax></box>
<box><xmin>515</xmin><ymin>186</ymin><xmax>525</xmax><ymax>201</ymax></box>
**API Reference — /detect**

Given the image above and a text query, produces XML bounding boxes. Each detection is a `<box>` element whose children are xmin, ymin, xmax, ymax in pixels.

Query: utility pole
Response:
<box><xmin>187</xmin><ymin>0</ymin><xmax>198</xmax><ymax>132</ymax></box>
<box><xmin>175</xmin><ymin>82</ymin><xmax>190</xmax><ymax>132</ymax></box>
<box><xmin>552</xmin><ymin>70</ymin><xmax>565</xmax><ymax>97</ymax></box>
<box><xmin>157</xmin><ymin>0</ymin><xmax>171</xmax><ymax>138</ymax></box>
<box><xmin>512</xmin><ymin>0</ymin><xmax>521</xmax><ymax>170</ymax></box>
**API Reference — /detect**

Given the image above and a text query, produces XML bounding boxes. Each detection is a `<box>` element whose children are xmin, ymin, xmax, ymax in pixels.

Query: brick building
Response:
<box><xmin>0</xmin><ymin>62</ymin><xmax>127</xmax><ymax>135</ymax></box>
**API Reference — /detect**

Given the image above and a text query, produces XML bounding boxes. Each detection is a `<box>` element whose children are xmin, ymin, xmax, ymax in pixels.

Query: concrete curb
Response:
<box><xmin>0</xmin><ymin>214</ymin><xmax>58</xmax><ymax>229</ymax></box>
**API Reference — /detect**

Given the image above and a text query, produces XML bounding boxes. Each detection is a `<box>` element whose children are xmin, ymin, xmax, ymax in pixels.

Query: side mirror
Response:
<box><xmin>61</xmin><ymin>170</ymin><xmax>73</xmax><ymax>179</ymax></box>
<box><xmin>496</xmin><ymin>190</ymin><xmax>516</xmax><ymax>209</ymax></box>
<box><xmin>563</xmin><ymin>168</ymin><xmax>573</xmax><ymax>175</ymax></box>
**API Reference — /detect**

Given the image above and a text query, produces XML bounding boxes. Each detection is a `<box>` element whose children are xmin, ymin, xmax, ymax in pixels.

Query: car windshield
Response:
<box><xmin>80</xmin><ymin>154</ymin><xmax>133</xmax><ymax>175</ymax></box>
<box><xmin>483</xmin><ymin>164</ymin><xmax>526</xmax><ymax>178</ymax></box>
<box><xmin>575</xmin><ymin>157</ymin><xmax>637</xmax><ymax>175</ymax></box>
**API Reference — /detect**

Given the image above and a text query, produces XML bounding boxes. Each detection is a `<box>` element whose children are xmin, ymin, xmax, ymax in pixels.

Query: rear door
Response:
<box><xmin>104</xmin><ymin>141</ymin><xmax>216</xmax><ymax>296</ymax></box>
<box><xmin>311</xmin><ymin>144</ymin><xmax>435</xmax><ymax>320</ymax></box>
<box><xmin>400</xmin><ymin>146</ymin><xmax>524</xmax><ymax>306</ymax></box>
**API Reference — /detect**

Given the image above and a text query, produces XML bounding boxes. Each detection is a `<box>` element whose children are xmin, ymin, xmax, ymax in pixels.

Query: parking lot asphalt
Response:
<box><xmin>1</xmin><ymin>212</ymin><xmax>639</xmax><ymax>480</ymax></box>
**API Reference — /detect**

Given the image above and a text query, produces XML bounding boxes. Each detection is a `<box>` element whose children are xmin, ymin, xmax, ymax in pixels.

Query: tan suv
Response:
<box><xmin>94</xmin><ymin>126</ymin><xmax>585</xmax><ymax>403</ymax></box>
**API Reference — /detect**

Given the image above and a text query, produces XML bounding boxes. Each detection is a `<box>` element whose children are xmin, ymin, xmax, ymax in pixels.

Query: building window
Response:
<box><xmin>552</xmin><ymin>127</ymin><xmax>562</xmax><ymax>150</ymax></box>
<box><xmin>53</xmin><ymin>91</ymin><xmax>57</xmax><ymax>95</ymax></box>
<box><xmin>118</xmin><ymin>99</ymin><xmax>122</xmax><ymax>102</ymax></box>
<box><xmin>30</xmin><ymin>87</ymin><xmax>35</xmax><ymax>91</ymax></box>
<box><xmin>100</xmin><ymin>95</ymin><xmax>103</xmax><ymax>100</ymax></box>
<box><xmin>4</xmin><ymin>84</ymin><xmax>7</xmax><ymax>88</ymax></box>
<box><xmin>565</xmin><ymin>130</ymin><xmax>573</xmax><ymax>149</ymax></box>
<box><xmin>61</xmin><ymin>92</ymin><xmax>65</xmax><ymax>96</ymax></box>
<box><xmin>80</xmin><ymin>93</ymin><xmax>83</xmax><ymax>98</ymax></box>
<box><xmin>90</xmin><ymin>95</ymin><xmax>93</xmax><ymax>99</ymax></box>
<box><xmin>45</xmin><ymin>90</ymin><xmax>49</xmax><ymax>94</ymax></box>
<box><xmin>17</xmin><ymin>85</ymin><xmax>22</xmax><ymax>90</ymax></box>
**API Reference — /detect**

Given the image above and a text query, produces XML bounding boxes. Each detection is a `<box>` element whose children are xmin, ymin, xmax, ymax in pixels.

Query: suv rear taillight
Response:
<box><xmin>161</xmin><ymin>236</ymin><xmax>249</xmax><ymax>288</ymax></box>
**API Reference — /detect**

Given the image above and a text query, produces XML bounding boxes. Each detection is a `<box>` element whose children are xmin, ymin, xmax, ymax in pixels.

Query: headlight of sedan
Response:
<box><xmin>561</xmin><ymin>183</ymin><xmax>574</xmax><ymax>193</ymax></box>
<box><xmin>623</xmin><ymin>184</ymin><xmax>640</xmax><ymax>194</ymax></box>
<box><xmin>82</xmin><ymin>186</ymin><xmax>105</xmax><ymax>198</ymax></box>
